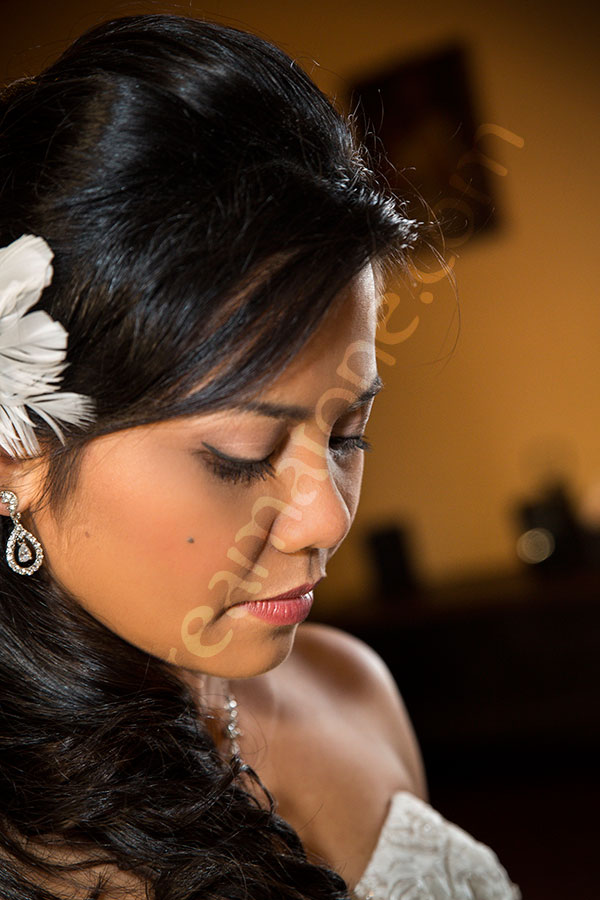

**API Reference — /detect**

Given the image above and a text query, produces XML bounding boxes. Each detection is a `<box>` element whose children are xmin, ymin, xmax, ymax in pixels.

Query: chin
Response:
<box><xmin>179</xmin><ymin>624</ymin><xmax>298</xmax><ymax>680</ymax></box>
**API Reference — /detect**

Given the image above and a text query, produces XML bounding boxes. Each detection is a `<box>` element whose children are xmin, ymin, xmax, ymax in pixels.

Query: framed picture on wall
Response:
<box><xmin>351</xmin><ymin>43</ymin><xmax>499</xmax><ymax>243</ymax></box>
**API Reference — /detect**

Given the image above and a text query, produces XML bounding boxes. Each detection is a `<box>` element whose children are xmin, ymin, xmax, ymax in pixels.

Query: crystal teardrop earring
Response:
<box><xmin>0</xmin><ymin>490</ymin><xmax>44</xmax><ymax>576</ymax></box>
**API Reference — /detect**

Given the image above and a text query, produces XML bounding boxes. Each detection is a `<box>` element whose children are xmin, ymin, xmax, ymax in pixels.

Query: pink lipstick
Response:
<box><xmin>232</xmin><ymin>581</ymin><xmax>318</xmax><ymax>626</ymax></box>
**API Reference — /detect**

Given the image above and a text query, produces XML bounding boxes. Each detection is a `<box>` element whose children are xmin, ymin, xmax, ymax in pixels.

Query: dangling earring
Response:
<box><xmin>0</xmin><ymin>490</ymin><xmax>44</xmax><ymax>576</ymax></box>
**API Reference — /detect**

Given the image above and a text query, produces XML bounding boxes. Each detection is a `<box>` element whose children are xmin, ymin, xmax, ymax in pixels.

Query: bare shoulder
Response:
<box><xmin>291</xmin><ymin>621</ymin><xmax>428</xmax><ymax>801</ymax></box>
<box><xmin>292</xmin><ymin>620</ymin><xmax>411</xmax><ymax>709</ymax></box>
<box><xmin>241</xmin><ymin>622</ymin><xmax>429</xmax><ymax>878</ymax></box>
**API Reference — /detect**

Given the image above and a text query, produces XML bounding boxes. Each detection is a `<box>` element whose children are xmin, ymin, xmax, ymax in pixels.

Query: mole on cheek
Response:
<box><xmin>187</xmin><ymin>537</ymin><xmax>195</xmax><ymax>544</ymax></box>
<box><xmin>84</xmin><ymin>531</ymin><xmax>90</xmax><ymax>538</ymax></box>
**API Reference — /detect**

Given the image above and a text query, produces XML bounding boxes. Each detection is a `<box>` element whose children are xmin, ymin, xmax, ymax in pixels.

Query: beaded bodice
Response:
<box><xmin>223</xmin><ymin>689</ymin><xmax>519</xmax><ymax>899</ymax></box>
<box><xmin>351</xmin><ymin>791</ymin><xmax>521</xmax><ymax>900</ymax></box>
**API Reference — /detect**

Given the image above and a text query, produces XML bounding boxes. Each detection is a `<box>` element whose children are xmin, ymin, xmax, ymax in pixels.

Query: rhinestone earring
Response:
<box><xmin>0</xmin><ymin>490</ymin><xmax>44</xmax><ymax>575</ymax></box>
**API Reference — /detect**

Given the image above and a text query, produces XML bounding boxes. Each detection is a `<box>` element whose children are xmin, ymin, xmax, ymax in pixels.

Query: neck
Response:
<box><xmin>177</xmin><ymin>669</ymin><xmax>240</xmax><ymax>757</ymax></box>
<box><xmin>177</xmin><ymin>668</ymin><xmax>228</xmax><ymax>702</ymax></box>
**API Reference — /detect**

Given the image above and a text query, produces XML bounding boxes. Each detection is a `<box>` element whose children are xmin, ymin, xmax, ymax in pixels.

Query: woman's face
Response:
<box><xmin>21</xmin><ymin>266</ymin><xmax>381</xmax><ymax>679</ymax></box>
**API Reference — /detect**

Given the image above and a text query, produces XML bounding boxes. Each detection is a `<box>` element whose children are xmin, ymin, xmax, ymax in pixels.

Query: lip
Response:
<box><xmin>236</xmin><ymin>592</ymin><xmax>314</xmax><ymax>625</ymax></box>
<box><xmin>227</xmin><ymin>577</ymin><xmax>324</xmax><ymax>626</ymax></box>
<box><xmin>230</xmin><ymin>577</ymin><xmax>323</xmax><ymax>608</ymax></box>
<box><xmin>254</xmin><ymin>579</ymin><xmax>322</xmax><ymax>603</ymax></box>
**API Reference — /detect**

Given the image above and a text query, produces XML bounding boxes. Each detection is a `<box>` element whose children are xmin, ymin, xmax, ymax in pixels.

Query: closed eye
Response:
<box><xmin>200</xmin><ymin>433</ymin><xmax>372</xmax><ymax>486</ymax></box>
<box><xmin>199</xmin><ymin>444</ymin><xmax>276</xmax><ymax>486</ymax></box>
<box><xmin>329</xmin><ymin>434</ymin><xmax>373</xmax><ymax>459</ymax></box>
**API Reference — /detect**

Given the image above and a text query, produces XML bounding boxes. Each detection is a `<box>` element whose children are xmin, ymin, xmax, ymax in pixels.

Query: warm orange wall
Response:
<box><xmin>2</xmin><ymin>1</ymin><xmax>600</xmax><ymax>610</ymax></box>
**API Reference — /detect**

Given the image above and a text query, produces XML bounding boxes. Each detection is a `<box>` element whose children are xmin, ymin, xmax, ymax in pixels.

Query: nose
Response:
<box><xmin>270</xmin><ymin>451</ymin><xmax>354</xmax><ymax>553</ymax></box>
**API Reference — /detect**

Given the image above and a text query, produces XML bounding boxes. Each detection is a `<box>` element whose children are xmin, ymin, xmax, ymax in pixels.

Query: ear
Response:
<box><xmin>0</xmin><ymin>453</ymin><xmax>48</xmax><ymax>517</ymax></box>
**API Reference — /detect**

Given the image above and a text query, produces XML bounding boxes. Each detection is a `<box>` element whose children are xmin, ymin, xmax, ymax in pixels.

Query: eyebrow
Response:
<box><xmin>233</xmin><ymin>373</ymin><xmax>384</xmax><ymax>422</ymax></box>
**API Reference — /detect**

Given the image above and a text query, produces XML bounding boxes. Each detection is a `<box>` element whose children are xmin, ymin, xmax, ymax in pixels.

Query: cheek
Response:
<box><xmin>35</xmin><ymin>449</ymin><xmax>253</xmax><ymax>630</ymax></box>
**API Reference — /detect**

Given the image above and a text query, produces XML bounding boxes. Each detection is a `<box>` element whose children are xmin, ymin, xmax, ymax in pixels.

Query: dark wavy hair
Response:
<box><xmin>0</xmin><ymin>14</ymin><xmax>417</xmax><ymax>900</ymax></box>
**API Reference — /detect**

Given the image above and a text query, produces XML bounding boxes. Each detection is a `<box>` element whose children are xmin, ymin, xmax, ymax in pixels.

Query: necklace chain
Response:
<box><xmin>196</xmin><ymin>675</ymin><xmax>242</xmax><ymax>758</ymax></box>
<box><xmin>224</xmin><ymin>687</ymin><xmax>242</xmax><ymax>757</ymax></box>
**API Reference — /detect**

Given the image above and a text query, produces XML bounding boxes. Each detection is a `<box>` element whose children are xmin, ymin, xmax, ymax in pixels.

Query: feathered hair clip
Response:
<box><xmin>0</xmin><ymin>234</ymin><xmax>95</xmax><ymax>458</ymax></box>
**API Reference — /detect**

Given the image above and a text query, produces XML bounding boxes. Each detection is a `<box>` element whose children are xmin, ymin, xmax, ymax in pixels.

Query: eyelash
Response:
<box><xmin>205</xmin><ymin>434</ymin><xmax>373</xmax><ymax>486</ymax></box>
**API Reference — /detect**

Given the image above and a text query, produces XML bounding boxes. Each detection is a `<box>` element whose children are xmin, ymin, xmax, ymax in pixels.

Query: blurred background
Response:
<box><xmin>2</xmin><ymin>1</ymin><xmax>599</xmax><ymax>896</ymax></box>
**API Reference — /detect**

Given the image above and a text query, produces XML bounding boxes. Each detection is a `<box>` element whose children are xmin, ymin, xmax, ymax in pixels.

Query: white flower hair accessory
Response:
<box><xmin>0</xmin><ymin>234</ymin><xmax>95</xmax><ymax>458</ymax></box>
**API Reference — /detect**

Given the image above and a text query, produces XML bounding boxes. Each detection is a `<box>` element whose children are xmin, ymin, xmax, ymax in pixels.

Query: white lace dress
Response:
<box><xmin>350</xmin><ymin>791</ymin><xmax>521</xmax><ymax>900</ymax></box>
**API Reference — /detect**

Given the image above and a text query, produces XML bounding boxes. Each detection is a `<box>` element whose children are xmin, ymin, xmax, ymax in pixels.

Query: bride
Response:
<box><xmin>0</xmin><ymin>14</ymin><xmax>520</xmax><ymax>900</ymax></box>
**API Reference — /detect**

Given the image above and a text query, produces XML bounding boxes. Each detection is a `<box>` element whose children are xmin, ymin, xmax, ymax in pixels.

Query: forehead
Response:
<box><xmin>259</xmin><ymin>265</ymin><xmax>378</xmax><ymax>397</ymax></box>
